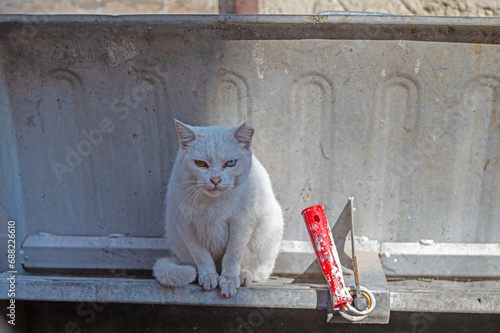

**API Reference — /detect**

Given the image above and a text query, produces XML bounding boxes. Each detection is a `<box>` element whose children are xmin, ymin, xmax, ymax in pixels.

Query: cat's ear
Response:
<box><xmin>175</xmin><ymin>119</ymin><xmax>196</xmax><ymax>148</ymax></box>
<box><xmin>234</xmin><ymin>123</ymin><xmax>254</xmax><ymax>150</ymax></box>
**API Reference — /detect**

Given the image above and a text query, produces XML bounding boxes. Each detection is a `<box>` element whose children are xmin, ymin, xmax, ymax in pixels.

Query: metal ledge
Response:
<box><xmin>390</xmin><ymin>286</ymin><xmax>500</xmax><ymax>313</ymax></box>
<box><xmin>13</xmin><ymin>241</ymin><xmax>393</xmax><ymax>324</ymax></box>
<box><xmin>21</xmin><ymin>234</ymin><xmax>170</xmax><ymax>272</ymax></box>
<box><xmin>21</xmin><ymin>235</ymin><xmax>500</xmax><ymax>279</ymax></box>
<box><xmin>16</xmin><ymin>232</ymin><xmax>499</xmax><ymax>320</ymax></box>
<box><xmin>1</xmin><ymin>274</ymin><xmax>498</xmax><ymax>315</ymax></box>
<box><xmin>0</xmin><ymin>14</ymin><xmax>499</xmax><ymax>44</ymax></box>
<box><xmin>0</xmin><ymin>274</ymin><xmax>324</xmax><ymax>309</ymax></box>
<box><xmin>0</xmin><ymin>271</ymin><xmax>389</xmax><ymax>321</ymax></box>
<box><xmin>380</xmin><ymin>242</ymin><xmax>500</xmax><ymax>279</ymax></box>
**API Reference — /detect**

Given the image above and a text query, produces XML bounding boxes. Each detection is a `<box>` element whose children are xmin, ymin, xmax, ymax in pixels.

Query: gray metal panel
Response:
<box><xmin>0</xmin><ymin>63</ymin><xmax>27</xmax><ymax>274</ymax></box>
<box><xmin>22</xmin><ymin>234</ymin><xmax>171</xmax><ymax>271</ymax></box>
<box><xmin>1</xmin><ymin>248</ymin><xmax>394</xmax><ymax>321</ymax></box>
<box><xmin>20</xmin><ymin>226</ymin><xmax>393</xmax><ymax>321</ymax></box>
<box><xmin>0</xmin><ymin>15</ymin><xmax>499</xmax><ymax>266</ymax></box>
<box><xmin>390</xmin><ymin>286</ymin><xmax>500</xmax><ymax>313</ymax></box>
<box><xmin>0</xmin><ymin>274</ymin><xmax>323</xmax><ymax>309</ymax></box>
<box><xmin>0</xmin><ymin>170</ymin><xmax>6</xmax><ymax>228</ymax></box>
<box><xmin>1</xmin><ymin>273</ymin><xmax>498</xmax><ymax>314</ymax></box>
<box><xmin>379</xmin><ymin>242</ymin><xmax>500</xmax><ymax>278</ymax></box>
<box><xmin>23</xmin><ymin>236</ymin><xmax>500</xmax><ymax>278</ymax></box>
<box><xmin>0</xmin><ymin>173</ymin><xmax>7</xmax><ymax>273</ymax></box>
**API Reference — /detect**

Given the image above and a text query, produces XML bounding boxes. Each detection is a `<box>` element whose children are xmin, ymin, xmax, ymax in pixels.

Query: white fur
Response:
<box><xmin>152</xmin><ymin>257</ymin><xmax>196</xmax><ymax>287</ymax></box>
<box><xmin>153</xmin><ymin>120</ymin><xmax>284</xmax><ymax>297</ymax></box>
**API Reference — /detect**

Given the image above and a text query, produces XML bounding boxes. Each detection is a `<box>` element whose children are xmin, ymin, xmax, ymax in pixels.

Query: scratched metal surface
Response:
<box><xmin>0</xmin><ymin>15</ymin><xmax>499</xmax><ymax>262</ymax></box>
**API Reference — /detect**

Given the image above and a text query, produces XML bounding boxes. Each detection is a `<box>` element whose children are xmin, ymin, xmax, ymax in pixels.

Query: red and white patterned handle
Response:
<box><xmin>302</xmin><ymin>205</ymin><xmax>353</xmax><ymax>309</ymax></box>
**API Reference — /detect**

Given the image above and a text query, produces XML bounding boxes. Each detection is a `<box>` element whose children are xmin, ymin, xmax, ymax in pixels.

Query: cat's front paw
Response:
<box><xmin>198</xmin><ymin>272</ymin><xmax>219</xmax><ymax>291</ymax></box>
<box><xmin>219</xmin><ymin>274</ymin><xmax>240</xmax><ymax>298</ymax></box>
<box><xmin>240</xmin><ymin>269</ymin><xmax>253</xmax><ymax>287</ymax></box>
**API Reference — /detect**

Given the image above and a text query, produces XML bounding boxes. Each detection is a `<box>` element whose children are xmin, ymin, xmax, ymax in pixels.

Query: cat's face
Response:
<box><xmin>174</xmin><ymin>120</ymin><xmax>254</xmax><ymax>198</ymax></box>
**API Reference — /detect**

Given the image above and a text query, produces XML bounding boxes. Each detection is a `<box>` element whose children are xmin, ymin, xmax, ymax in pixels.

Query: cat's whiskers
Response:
<box><xmin>191</xmin><ymin>187</ymin><xmax>205</xmax><ymax>210</ymax></box>
<box><xmin>155</xmin><ymin>185</ymin><xmax>169</xmax><ymax>200</ymax></box>
<box><xmin>225</xmin><ymin>187</ymin><xmax>241</xmax><ymax>210</ymax></box>
<box><xmin>187</xmin><ymin>186</ymin><xmax>202</xmax><ymax>206</ymax></box>
<box><xmin>167</xmin><ymin>180</ymin><xmax>200</xmax><ymax>211</ymax></box>
<box><xmin>172</xmin><ymin>184</ymin><xmax>204</xmax><ymax>221</ymax></box>
<box><xmin>172</xmin><ymin>180</ymin><xmax>239</xmax><ymax>220</ymax></box>
<box><xmin>171</xmin><ymin>179</ymin><xmax>200</xmax><ymax>187</ymax></box>
<box><xmin>174</xmin><ymin>184</ymin><xmax>201</xmax><ymax>199</ymax></box>
<box><xmin>184</xmin><ymin>187</ymin><xmax>207</xmax><ymax>220</ymax></box>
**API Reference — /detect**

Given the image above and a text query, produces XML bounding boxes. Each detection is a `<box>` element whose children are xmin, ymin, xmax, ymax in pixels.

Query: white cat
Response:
<box><xmin>153</xmin><ymin>120</ymin><xmax>283</xmax><ymax>297</ymax></box>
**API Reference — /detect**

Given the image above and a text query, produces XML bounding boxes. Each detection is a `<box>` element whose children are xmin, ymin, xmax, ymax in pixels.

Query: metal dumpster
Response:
<box><xmin>1</xmin><ymin>14</ymin><xmax>499</xmax><ymax>327</ymax></box>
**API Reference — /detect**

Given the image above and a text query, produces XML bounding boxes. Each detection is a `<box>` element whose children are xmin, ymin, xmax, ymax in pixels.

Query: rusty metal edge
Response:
<box><xmin>0</xmin><ymin>14</ymin><xmax>498</xmax><ymax>26</ymax></box>
<box><xmin>1</xmin><ymin>14</ymin><xmax>498</xmax><ymax>44</ymax></box>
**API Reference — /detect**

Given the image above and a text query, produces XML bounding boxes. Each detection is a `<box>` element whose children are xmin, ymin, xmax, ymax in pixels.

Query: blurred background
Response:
<box><xmin>1</xmin><ymin>0</ymin><xmax>499</xmax><ymax>16</ymax></box>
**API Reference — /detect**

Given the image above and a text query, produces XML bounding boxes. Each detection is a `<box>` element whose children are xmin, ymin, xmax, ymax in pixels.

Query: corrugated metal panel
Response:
<box><xmin>0</xmin><ymin>15</ymin><xmax>499</xmax><ymax>267</ymax></box>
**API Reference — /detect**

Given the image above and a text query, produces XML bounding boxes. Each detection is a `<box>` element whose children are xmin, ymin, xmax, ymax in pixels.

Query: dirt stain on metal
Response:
<box><xmin>26</xmin><ymin>115</ymin><xmax>36</xmax><ymax>127</ymax></box>
<box><xmin>491</xmin><ymin>118</ymin><xmax>499</xmax><ymax>133</ymax></box>
<box><xmin>475</xmin><ymin>44</ymin><xmax>483</xmax><ymax>72</ymax></box>
<box><xmin>484</xmin><ymin>159</ymin><xmax>491</xmax><ymax>171</ymax></box>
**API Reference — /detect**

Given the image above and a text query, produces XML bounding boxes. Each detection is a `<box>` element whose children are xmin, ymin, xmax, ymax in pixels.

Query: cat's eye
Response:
<box><xmin>194</xmin><ymin>160</ymin><xmax>208</xmax><ymax>168</ymax></box>
<box><xmin>224</xmin><ymin>160</ymin><xmax>237</xmax><ymax>168</ymax></box>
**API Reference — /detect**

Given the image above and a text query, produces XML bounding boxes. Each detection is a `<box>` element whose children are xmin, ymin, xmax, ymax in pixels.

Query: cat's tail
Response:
<box><xmin>153</xmin><ymin>257</ymin><xmax>197</xmax><ymax>287</ymax></box>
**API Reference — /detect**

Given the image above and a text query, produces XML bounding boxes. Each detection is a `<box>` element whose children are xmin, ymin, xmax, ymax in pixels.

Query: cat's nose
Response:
<box><xmin>210</xmin><ymin>176</ymin><xmax>222</xmax><ymax>186</ymax></box>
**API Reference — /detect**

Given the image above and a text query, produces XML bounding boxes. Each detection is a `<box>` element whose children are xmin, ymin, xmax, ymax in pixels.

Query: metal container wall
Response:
<box><xmin>0</xmin><ymin>16</ymin><xmax>499</xmax><ymax>269</ymax></box>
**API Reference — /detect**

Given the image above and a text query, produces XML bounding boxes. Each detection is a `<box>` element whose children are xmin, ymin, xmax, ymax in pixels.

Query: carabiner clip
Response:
<box><xmin>339</xmin><ymin>285</ymin><xmax>377</xmax><ymax>321</ymax></box>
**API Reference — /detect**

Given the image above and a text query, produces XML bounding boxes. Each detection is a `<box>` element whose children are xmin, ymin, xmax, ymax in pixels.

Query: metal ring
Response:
<box><xmin>339</xmin><ymin>285</ymin><xmax>376</xmax><ymax>322</ymax></box>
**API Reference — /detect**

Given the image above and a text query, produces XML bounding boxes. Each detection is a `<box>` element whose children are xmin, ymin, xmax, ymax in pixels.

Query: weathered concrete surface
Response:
<box><xmin>0</xmin><ymin>0</ymin><xmax>218</xmax><ymax>14</ymax></box>
<box><xmin>259</xmin><ymin>0</ymin><xmax>500</xmax><ymax>17</ymax></box>
<box><xmin>0</xmin><ymin>0</ymin><xmax>499</xmax><ymax>16</ymax></box>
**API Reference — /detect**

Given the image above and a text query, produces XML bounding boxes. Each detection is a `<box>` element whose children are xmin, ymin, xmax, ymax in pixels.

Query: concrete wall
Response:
<box><xmin>259</xmin><ymin>0</ymin><xmax>500</xmax><ymax>17</ymax></box>
<box><xmin>0</xmin><ymin>0</ymin><xmax>499</xmax><ymax>16</ymax></box>
<box><xmin>0</xmin><ymin>0</ymin><xmax>218</xmax><ymax>14</ymax></box>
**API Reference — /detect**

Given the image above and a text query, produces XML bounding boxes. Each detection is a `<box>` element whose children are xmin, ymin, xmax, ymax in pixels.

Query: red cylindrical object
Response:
<box><xmin>302</xmin><ymin>205</ymin><xmax>353</xmax><ymax>309</ymax></box>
